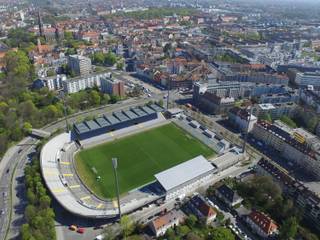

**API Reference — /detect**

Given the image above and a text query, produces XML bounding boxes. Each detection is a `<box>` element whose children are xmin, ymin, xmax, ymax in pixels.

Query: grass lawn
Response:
<box><xmin>75</xmin><ymin>123</ymin><xmax>215</xmax><ymax>199</ymax></box>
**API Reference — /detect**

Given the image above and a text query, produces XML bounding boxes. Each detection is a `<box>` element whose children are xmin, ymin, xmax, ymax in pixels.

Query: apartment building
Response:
<box><xmin>295</xmin><ymin>71</ymin><xmax>320</xmax><ymax>88</ymax></box>
<box><xmin>68</xmin><ymin>54</ymin><xmax>92</xmax><ymax>76</ymax></box>
<box><xmin>62</xmin><ymin>72</ymin><xmax>110</xmax><ymax>94</ymax></box>
<box><xmin>100</xmin><ymin>77</ymin><xmax>125</xmax><ymax>97</ymax></box>
<box><xmin>256</xmin><ymin>159</ymin><xmax>320</xmax><ymax>231</ymax></box>
<box><xmin>228</xmin><ymin>107</ymin><xmax>257</xmax><ymax>132</ymax></box>
<box><xmin>252</xmin><ymin>102</ymin><xmax>296</xmax><ymax>120</ymax></box>
<box><xmin>252</xmin><ymin>121</ymin><xmax>320</xmax><ymax>179</ymax></box>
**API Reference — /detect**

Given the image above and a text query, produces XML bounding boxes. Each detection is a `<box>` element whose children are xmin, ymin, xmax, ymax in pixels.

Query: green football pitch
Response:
<box><xmin>75</xmin><ymin>123</ymin><xmax>215</xmax><ymax>199</ymax></box>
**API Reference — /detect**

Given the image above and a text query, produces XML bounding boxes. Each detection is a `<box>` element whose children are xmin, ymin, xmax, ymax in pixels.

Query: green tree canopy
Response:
<box><xmin>280</xmin><ymin>217</ymin><xmax>298</xmax><ymax>240</ymax></box>
<box><xmin>209</xmin><ymin>227</ymin><xmax>235</xmax><ymax>240</ymax></box>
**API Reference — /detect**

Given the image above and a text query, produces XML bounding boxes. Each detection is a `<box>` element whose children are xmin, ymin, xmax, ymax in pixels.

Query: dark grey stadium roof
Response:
<box><xmin>104</xmin><ymin>114</ymin><xmax>120</xmax><ymax>125</ymax></box>
<box><xmin>95</xmin><ymin>117</ymin><xmax>110</xmax><ymax>127</ymax></box>
<box><xmin>86</xmin><ymin>120</ymin><xmax>100</xmax><ymax>130</ymax></box>
<box><xmin>148</xmin><ymin>104</ymin><xmax>163</xmax><ymax>112</ymax></box>
<box><xmin>131</xmin><ymin>107</ymin><xmax>147</xmax><ymax>117</ymax></box>
<box><xmin>113</xmin><ymin>111</ymin><xmax>129</xmax><ymax>122</ymax></box>
<box><xmin>74</xmin><ymin>122</ymin><xmax>90</xmax><ymax>134</ymax></box>
<box><xmin>141</xmin><ymin>106</ymin><xmax>155</xmax><ymax>115</ymax></box>
<box><xmin>123</xmin><ymin>110</ymin><xmax>138</xmax><ymax>120</ymax></box>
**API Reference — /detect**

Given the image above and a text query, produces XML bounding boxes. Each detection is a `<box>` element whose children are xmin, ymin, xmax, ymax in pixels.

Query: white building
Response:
<box><xmin>62</xmin><ymin>72</ymin><xmax>110</xmax><ymax>94</ymax></box>
<box><xmin>295</xmin><ymin>71</ymin><xmax>320</xmax><ymax>88</ymax></box>
<box><xmin>68</xmin><ymin>55</ymin><xmax>92</xmax><ymax>76</ymax></box>
<box><xmin>43</xmin><ymin>74</ymin><xmax>66</xmax><ymax>91</ymax></box>
<box><xmin>253</xmin><ymin>102</ymin><xmax>296</xmax><ymax>119</ymax></box>
<box><xmin>154</xmin><ymin>155</ymin><xmax>216</xmax><ymax>200</ymax></box>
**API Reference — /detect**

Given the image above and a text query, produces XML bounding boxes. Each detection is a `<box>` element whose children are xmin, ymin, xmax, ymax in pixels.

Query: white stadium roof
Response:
<box><xmin>154</xmin><ymin>155</ymin><xmax>215</xmax><ymax>192</ymax></box>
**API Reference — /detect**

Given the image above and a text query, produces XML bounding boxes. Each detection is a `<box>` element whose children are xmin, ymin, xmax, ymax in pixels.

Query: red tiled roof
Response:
<box><xmin>248</xmin><ymin>211</ymin><xmax>278</xmax><ymax>235</ymax></box>
<box><xmin>198</xmin><ymin>203</ymin><xmax>216</xmax><ymax>218</ymax></box>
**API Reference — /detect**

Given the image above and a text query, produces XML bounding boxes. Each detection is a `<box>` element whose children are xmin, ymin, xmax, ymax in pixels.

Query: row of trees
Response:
<box><xmin>0</xmin><ymin>56</ymin><xmax>120</xmax><ymax>155</ymax></box>
<box><xmin>90</xmin><ymin>51</ymin><xmax>124</xmax><ymax>69</ymax></box>
<box><xmin>236</xmin><ymin>176</ymin><xmax>319</xmax><ymax>240</ymax></box>
<box><xmin>161</xmin><ymin>214</ymin><xmax>235</xmax><ymax>240</ymax></box>
<box><xmin>21</xmin><ymin>154</ymin><xmax>56</xmax><ymax>240</ymax></box>
<box><xmin>213</xmin><ymin>53</ymin><xmax>249</xmax><ymax>64</ymax></box>
<box><xmin>105</xmin><ymin>7</ymin><xmax>199</xmax><ymax>20</ymax></box>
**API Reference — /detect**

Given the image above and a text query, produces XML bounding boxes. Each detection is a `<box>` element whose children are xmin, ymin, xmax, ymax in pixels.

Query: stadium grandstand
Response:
<box><xmin>155</xmin><ymin>155</ymin><xmax>216</xmax><ymax>200</ymax></box>
<box><xmin>73</xmin><ymin>104</ymin><xmax>164</xmax><ymax>140</ymax></box>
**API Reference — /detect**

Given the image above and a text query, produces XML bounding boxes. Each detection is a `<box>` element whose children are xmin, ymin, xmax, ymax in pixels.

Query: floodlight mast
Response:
<box><xmin>112</xmin><ymin>158</ymin><xmax>121</xmax><ymax>219</ymax></box>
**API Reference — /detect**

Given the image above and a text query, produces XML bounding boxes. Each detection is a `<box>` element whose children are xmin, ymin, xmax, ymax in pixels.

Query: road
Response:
<box><xmin>0</xmin><ymin>137</ymin><xmax>37</xmax><ymax>240</ymax></box>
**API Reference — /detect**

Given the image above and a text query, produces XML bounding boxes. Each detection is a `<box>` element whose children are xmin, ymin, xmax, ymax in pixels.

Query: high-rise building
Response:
<box><xmin>67</xmin><ymin>55</ymin><xmax>92</xmax><ymax>76</ymax></box>
<box><xmin>100</xmin><ymin>77</ymin><xmax>125</xmax><ymax>97</ymax></box>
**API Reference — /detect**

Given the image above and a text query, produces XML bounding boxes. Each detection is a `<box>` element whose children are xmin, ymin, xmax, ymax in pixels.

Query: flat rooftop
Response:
<box><xmin>154</xmin><ymin>155</ymin><xmax>215</xmax><ymax>192</ymax></box>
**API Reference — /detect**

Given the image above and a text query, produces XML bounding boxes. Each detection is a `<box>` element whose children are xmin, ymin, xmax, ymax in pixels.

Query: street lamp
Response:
<box><xmin>59</xmin><ymin>90</ymin><xmax>69</xmax><ymax>132</ymax></box>
<box><xmin>242</xmin><ymin>106</ymin><xmax>253</xmax><ymax>154</ymax></box>
<box><xmin>112</xmin><ymin>157</ymin><xmax>121</xmax><ymax>219</ymax></box>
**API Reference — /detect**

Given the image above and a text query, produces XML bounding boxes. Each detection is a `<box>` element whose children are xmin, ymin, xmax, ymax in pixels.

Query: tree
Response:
<box><xmin>18</xmin><ymin>100</ymin><xmax>38</xmax><ymax>123</ymax></box>
<box><xmin>260</xmin><ymin>113</ymin><xmax>272</xmax><ymax>123</ymax></box>
<box><xmin>89</xmin><ymin>90</ymin><xmax>101</xmax><ymax>106</ymax></box>
<box><xmin>47</xmin><ymin>68</ymin><xmax>55</xmax><ymax>77</ymax></box>
<box><xmin>105</xmin><ymin>51</ymin><xmax>117</xmax><ymax>66</ymax></box>
<box><xmin>91</xmin><ymin>52</ymin><xmax>105</xmax><ymax>65</ymax></box>
<box><xmin>186</xmin><ymin>214</ymin><xmax>197</xmax><ymax>228</ymax></box>
<box><xmin>176</xmin><ymin>225</ymin><xmax>190</xmax><ymax>237</ymax></box>
<box><xmin>3</xmin><ymin>50</ymin><xmax>34</xmax><ymax>96</ymax></box>
<box><xmin>116</xmin><ymin>60</ymin><xmax>124</xmax><ymax>70</ymax></box>
<box><xmin>280</xmin><ymin>116</ymin><xmax>297</xmax><ymax>128</ymax></box>
<box><xmin>279</xmin><ymin>217</ymin><xmax>298</xmax><ymax>240</ymax></box>
<box><xmin>186</xmin><ymin>232</ymin><xmax>202</xmax><ymax>240</ymax></box>
<box><xmin>306</xmin><ymin>117</ymin><xmax>318</xmax><ymax>133</ymax></box>
<box><xmin>120</xmin><ymin>215</ymin><xmax>134</xmax><ymax>239</ymax></box>
<box><xmin>23</xmin><ymin>122</ymin><xmax>32</xmax><ymax>134</ymax></box>
<box><xmin>21</xmin><ymin>224</ymin><xmax>32</xmax><ymax>240</ymax></box>
<box><xmin>209</xmin><ymin>227</ymin><xmax>235</xmax><ymax>240</ymax></box>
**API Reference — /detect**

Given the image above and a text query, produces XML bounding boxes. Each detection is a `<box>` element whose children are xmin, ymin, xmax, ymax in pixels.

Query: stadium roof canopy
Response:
<box><xmin>104</xmin><ymin>114</ymin><xmax>120</xmax><ymax>125</ymax></box>
<box><xmin>86</xmin><ymin>120</ymin><xmax>100</xmax><ymax>130</ymax></box>
<box><xmin>149</xmin><ymin>104</ymin><xmax>163</xmax><ymax>112</ymax></box>
<box><xmin>95</xmin><ymin>117</ymin><xmax>110</xmax><ymax>127</ymax></box>
<box><xmin>113</xmin><ymin>111</ymin><xmax>129</xmax><ymax>122</ymax></box>
<box><xmin>141</xmin><ymin>106</ymin><xmax>155</xmax><ymax>115</ymax></box>
<box><xmin>123</xmin><ymin>110</ymin><xmax>138</xmax><ymax>120</ymax></box>
<box><xmin>154</xmin><ymin>155</ymin><xmax>215</xmax><ymax>192</ymax></box>
<box><xmin>131</xmin><ymin>107</ymin><xmax>147</xmax><ymax>117</ymax></box>
<box><xmin>74</xmin><ymin>122</ymin><xmax>90</xmax><ymax>134</ymax></box>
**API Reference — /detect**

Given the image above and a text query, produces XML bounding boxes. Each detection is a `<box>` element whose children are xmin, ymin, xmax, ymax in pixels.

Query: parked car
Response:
<box><xmin>69</xmin><ymin>225</ymin><xmax>77</xmax><ymax>231</ymax></box>
<box><xmin>77</xmin><ymin>227</ymin><xmax>85</xmax><ymax>234</ymax></box>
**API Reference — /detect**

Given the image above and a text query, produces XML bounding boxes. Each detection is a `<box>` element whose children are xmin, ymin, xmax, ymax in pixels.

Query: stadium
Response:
<box><xmin>40</xmin><ymin>104</ymin><xmax>231</xmax><ymax>218</ymax></box>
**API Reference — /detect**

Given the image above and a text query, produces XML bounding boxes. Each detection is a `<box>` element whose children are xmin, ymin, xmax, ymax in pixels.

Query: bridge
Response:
<box><xmin>30</xmin><ymin>129</ymin><xmax>51</xmax><ymax>139</ymax></box>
